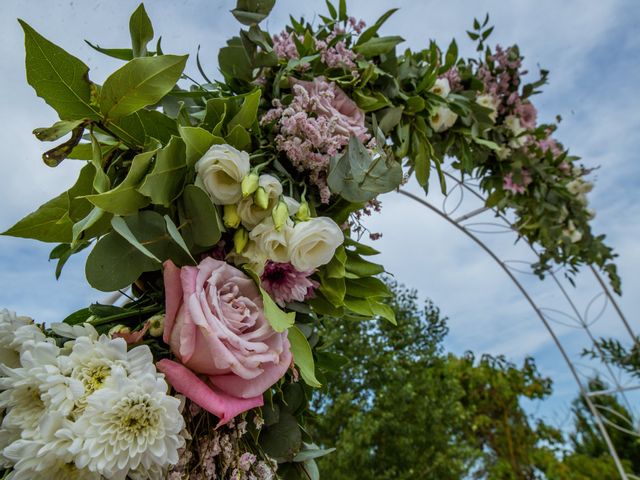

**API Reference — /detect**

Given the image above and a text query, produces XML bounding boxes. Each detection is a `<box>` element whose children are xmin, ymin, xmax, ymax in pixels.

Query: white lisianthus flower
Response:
<box><xmin>429</xmin><ymin>106</ymin><xmax>458</xmax><ymax>133</ymax></box>
<box><xmin>237</xmin><ymin>174</ymin><xmax>283</xmax><ymax>229</ymax></box>
<box><xmin>283</xmin><ymin>196</ymin><xmax>301</xmax><ymax>215</ymax></box>
<box><xmin>504</xmin><ymin>115</ymin><xmax>529</xmax><ymax>148</ymax></box>
<box><xmin>289</xmin><ymin>217</ymin><xmax>344</xmax><ymax>271</ymax></box>
<box><xmin>71</xmin><ymin>367</ymin><xmax>184</xmax><ymax>479</ymax></box>
<box><xmin>563</xmin><ymin>221</ymin><xmax>583</xmax><ymax>243</ymax></box>
<box><xmin>250</xmin><ymin>217</ymin><xmax>293</xmax><ymax>263</ymax></box>
<box><xmin>429</xmin><ymin>78</ymin><xmax>451</xmax><ymax>98</ymax></box>
<box><xmin>227</xmin><ymin>240</ymin><xmax>269</xmax><ymax>275</ymax></box>
<box><xmin>476</xmin><ymin>94</ymin><xmax>498</xmax><ymax>122</ymax></box>
<box><xmin>195</xmin><ymin>144</ymin><xmax>250</xmax><ymax>204</ymax></box>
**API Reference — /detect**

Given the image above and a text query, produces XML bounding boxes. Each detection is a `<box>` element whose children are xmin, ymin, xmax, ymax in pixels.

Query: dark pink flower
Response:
<box><xmin>261</xmin><ymin>261</ymin><xmax>319</xmax><ymax>307</ymax></box>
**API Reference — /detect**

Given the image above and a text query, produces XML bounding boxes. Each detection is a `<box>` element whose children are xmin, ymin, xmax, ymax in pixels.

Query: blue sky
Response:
<box><xmin>0</xmin><ymin>0</ymin><xmax>638</xmax><ymax>432</ymax></box>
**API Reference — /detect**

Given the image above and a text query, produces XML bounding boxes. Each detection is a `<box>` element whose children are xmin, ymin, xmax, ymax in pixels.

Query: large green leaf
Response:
<box><xmin>231</xmin><ymin>0</ymin><xmax>276</xmax><ymax>26</ymax></box>
<box><xmin>2</xmin><ymin>192</ymin><xmax>73</xmax><ymax>243</ymax></box>
<box><xmin>137</xmin><ymin>136</ymin><xmax>187</xmax><ymax>206</ymax></box>
<box><xmin>354</xmin><ymin>35</ymin><xmax>404</xmax><ymax>57</ymax></box>
<box><xmin>327</xmin><ymin>136</ymin><xmax>402</xmax><ymax>203</ymax></box>
<box><xmin>19</xmin><ymin>20</ymin><xmax>100</xmax><ymax>120</ymax></box>
<box><xmin>179</xmin><ymin>126</ymin><xmax>223</xmax><ymax>167</ymax></box>
<box><xmin>258</xmin><ymin>411</ymin><xmax>302</xmax><ymax>462</ymax></box>
<box><xmin>129</xmin><ymin>3</ymin><xmax>154</xmax><ymax>58</ymax></box>
<box><xmin>84</xmin><ymin>150</ymin><xmax>155</xmax><ymax>214</ymax></box>
<box><xmin>261</xmin><ymin>287</ymin><xmax>296</xmax><ymax>333</ymax></box>
<box><xmin>288</xmin><ymin>325</ymin><xmax>321</xmax><ymax>388</ymax></box>
<box><xmin>180</xmin><ymin>185</ymin><xmax>222</xmax><ymax>247</ymax></box>
<box><xmin>228</xmin><ymin>89</ymin><xmax>261</xmax><ymax>130</ymax></box>
<box><xmin>100</xmin><ymin>55</ymin><xmax>187</xmax><ymax>120</ymax></box>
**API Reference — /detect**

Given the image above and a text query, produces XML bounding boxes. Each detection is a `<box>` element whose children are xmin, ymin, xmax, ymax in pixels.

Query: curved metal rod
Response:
<box><xmin>397</xmin><ymin>187</ymin><xmax>630</xmax><ymax>480</ymax></box>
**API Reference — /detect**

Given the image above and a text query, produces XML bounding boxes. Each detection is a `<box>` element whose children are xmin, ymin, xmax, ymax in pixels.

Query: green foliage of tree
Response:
<box><xmin>310</xmin><ymin>281</ymin><xmax>640</xmax><ymax>480</ymax></box>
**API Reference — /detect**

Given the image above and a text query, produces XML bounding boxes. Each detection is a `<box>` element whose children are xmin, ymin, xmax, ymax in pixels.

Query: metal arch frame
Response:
<box><xmin>397</xmin><ymin>171</ymin><xmax>638</xmax><ymax>480</ymax></box>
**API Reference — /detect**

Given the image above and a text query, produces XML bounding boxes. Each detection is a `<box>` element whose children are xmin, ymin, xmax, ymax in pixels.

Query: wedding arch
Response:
<box><xmin>0</xmin><ymin>0</ymin><xmax>636</xmax><ymax>478</ymax></box>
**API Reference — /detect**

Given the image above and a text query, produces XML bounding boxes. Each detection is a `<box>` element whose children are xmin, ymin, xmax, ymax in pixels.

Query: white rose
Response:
<box><xmin>430</xmin><ymin>78</ymin><xmax>451</xmax><ymax>98</ymax></box>
<box><xmin>195</xmin><ymin>144</ymin><xmax>250</xmax><ymax>204</ymax></box>
<box><xmin>237</xmin><ymin>174</ymin><xmax>283</xmax><ymax>229</ymax></box>
<box><xmin>429</xmin><ymin>106</ymin><xmax>458</xmax><ymax>133</ymax></box>
<box><xmin>250</xmin><ymin>217</ymin><xmax>293</xmax><ymax>263</ymax></box>
<box><xmin>477</xmin><ymin>94</ymin><xmax>498</xmax><ymax>122</ymax></box>
<box><xmin>289</xmin><ymin>217</ymin><xmax>344</xmax><ymax>271</ymax></box>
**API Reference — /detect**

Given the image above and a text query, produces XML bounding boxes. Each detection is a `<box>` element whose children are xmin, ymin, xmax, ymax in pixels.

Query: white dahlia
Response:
<box><xmin>71</xmin><ymin>366</ymin><xmax>184</xmax><ymax>479</ymax></box>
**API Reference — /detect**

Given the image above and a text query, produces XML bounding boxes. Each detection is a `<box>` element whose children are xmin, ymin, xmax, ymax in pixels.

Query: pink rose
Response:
<box><xmin>159</xmin><ymin>258</ymin><xmax>292</xmax><ymax>425</ymax></box>
<box><xmin>290</xmin><ymin>76</ymin><xmax>368</xmax><ymax>141</ymax></box>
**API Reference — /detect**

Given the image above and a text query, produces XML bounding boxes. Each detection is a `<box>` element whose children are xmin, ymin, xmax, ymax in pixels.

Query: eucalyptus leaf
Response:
<box><xmin>180</xmin><ymin>185</ymin><xmax>222</xmax><ymax>247</ymax></box>
<box><xmin>19</xmin><ymin>20</ymin><xmax>100</xmax><ymax>120</ymax></box>
<box><xmin>258</xmin><ymin>411</ymin><xmax>302</xmax><ymax>461</ymax></box>
<box><xmin>100</xmin><ymin>55</ymin><xmax>187</xmax><ymax>120</ymax></box>
<box><xmin>111</xmin><ymin>216</ymin><xmax>161</xmax><ymax>262</ymax></box>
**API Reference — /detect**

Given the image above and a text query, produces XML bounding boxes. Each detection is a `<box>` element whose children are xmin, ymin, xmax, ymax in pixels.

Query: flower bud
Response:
<box><xmin>108</xmin><ymin>324</ymin><xmax>130</xmax><ymax>337</ymax></box>
<box><xmin>254</xmin><ymin>187</ymin><xmax>269</xmax><ymax>210</ymax></box>
<box><xmin>148</xmin><ymin>314</ymin><xmax>165</xmax><ymax>337</ymax></box>
<box><xmin>241</xmin><ymin>171</ymin><xmax>260</xmax><ymax>198</ymax></box>
<box><xmin>272</xmin><ymin>200</ymin><xmax>290</xmax><ymax>232</ymax></box>
<box><xmin>296</xmin><ymin>200</ymin><xmax>311</xmax><ymax>222</ymax></box>
<box><xmin>223</xmin><ymin>204</ymin><xmax>241</xmax><ymax>229</ymax></box>
<box><xmin>234</xmin><ymin>228</ymin><xmax>249</xmax><ymax>253</ymax></box>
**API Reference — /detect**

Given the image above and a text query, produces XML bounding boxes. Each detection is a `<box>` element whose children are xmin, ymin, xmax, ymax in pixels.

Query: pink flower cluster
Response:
<box><xmin>261</xmin><ymin>77</ymin><xmax>369</xmax><ymax>202</ymax></box>
<box><xmin>441</xmin><ymin>67</ymin><xmax>463</xmax><ymax>92</ymax></box>
<box><xmin>503</xmin><ymin>170</ymin><xmax>533</xmax><ymax>194</ymax></box>
<box><xmin>272</xmin><ymin>21</ymin><xmax>363</xmax><ymax>74</ymax></box>
<box><xmin>261</xmin><ymin>261</ymin><xmax>318</xmax><ymax>307</ymax></box>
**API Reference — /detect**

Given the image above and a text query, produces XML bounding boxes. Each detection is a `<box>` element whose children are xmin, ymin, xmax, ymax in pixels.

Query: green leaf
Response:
<box><xmin>354</xmin><ymin>36</ymin><xmax>404</xmax><ymax>57</ymax></box>
<box><xmin>41</xmin><ymin>125</ymin><xmax>86</xmax><ymax>167</ymax></box>
<box><xmin>163</xmin><ymin>215</ymin><xmax>195</xmax><ymax>263</ymax></box>
<box><xmin>357</xmin><ymin>8</ymin><xmax>399</xmax><ymax>45</ymax></box>
<box><xmin>61</xmin><ymin>307</ymin><xmax>93</xmax><ymax>325</ymax></box>
<box><xmin>325</xmin><ymin>0</ymin><xmax>337</xmax><ymax>19</ymax></box>
<box><xmin>84</xmin><ymin>41</ymin><xmax>134</xmax><ymax>61</ymax></box>
<box><xmin>261</xmin><ymin>286</ymin><xmax>296</xmax><ymax>332</ymax></box>
<box><xmin>137</xmin><ymin>136</ymin><xmax>187</xmax><ymax>206</ymax></box>
<box><xmin>179</xmin><ymin>126</ymin><xmax>223</xmax><ymax>167</ymax></box>
<box><xmin>370</xmin><ymin>298</ymin><xmax>396</xmax><ymax>324</ymax></box>
<box><xmin>180</xmin><ymin>185</ymin><xmax>222</xmax><ymax>247</ymax></box>
<box><xmin>345</xmin><ymin>251</ymin><xmax>385</xmax><ymax>277</ymax></box>
<box><xmin>289</xmin><ymin>325</ymin><xmax>321</xmax><ymax>388</ymax></box>
<box><xmin>412</xmin><ymin>130</ymin><xmax>430</xmax><ymax>186</ymax></box>
<box><xmin>49</xmin><ymin>241</ymin><xmax>89</xmax><ymax>279</ymax></box>
<box><xmin>71</xmin><ymin>206</ymin><xmax>106</xmax><ymax>247</ymax></box>
<box><xmin>218</xmin><ymin>41</ymin><xmax>252</xmax><ymax>83</ymax></box>
<box><xmin>84</xmin><ymin>150</ymin><xmax>155</xmax><ymax>215</ymax></box>
<box><xmin>136</xmin><ymin>109</ymin><xmax>179</xmax><ymax>145</ymax></box>
<box><xmin>328</xmin><ymin>136</ymin><xmax>402</xmax><ymax>203</ymax></box>
<box><xmin>377</xmin><ymin>106</ymin><xmax>404</xmax><ymax>133</ymax></box>
<box><xmin>225</xmin><ymin>124</ymin><xmax>251</xmax><ymax>151</ymax></box>
<box><xmin>231</xmin><ymin>0</ymin><xmax>276</xmax><ymax>25</ymax></box>
<box><xmin>259</xmin><ymin>411</ymin><xmax>302</xmax><ymax>461</ymax></box>
<box><xmin>129</xmin><ymin>3</ymin><xmax>154</xmax><ymax>58</ymax></box>
<box><xmin>33</xmin><ymin>120</ymin><xmax>85</xmax><ymax>142</ymax></box>
<box><xmin>228</xmin><ymin>89</ymin><xmax>261</xmax><ymax>130</ymax></box>
<box><xmin>346</xmin><ymin>277</ymin><xmax>392</xmax><ymax>298</ymax></box>
<box><xmin>2</xmin><ymin>192</ymin><xmax>72</xmax><ymax>243</ymax></box>
<box><xmin>318</xmin><ymin>274</ymin><xmax>345</xmax><ymax>306</ymax></box>
<box><xmin>100</xmin><ymin>55</ymin><xmax>187</xmax><ymax>120</ymax></box>
<box><xmin>19</xmin><ymin>20</ymin><xmax>100</xmax><ymax>120</ymax></box>
<box><xmin>111</xmin><ymin>216</ymin><xmax>161</xmax><ymax>262</ymax></box>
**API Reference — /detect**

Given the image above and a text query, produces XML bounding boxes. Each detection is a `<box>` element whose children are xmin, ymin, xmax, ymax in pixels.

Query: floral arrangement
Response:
<box><xmin>0</xmin><ymin>0</ymin><xmax>620</xmax><ymax>478</ymax></box>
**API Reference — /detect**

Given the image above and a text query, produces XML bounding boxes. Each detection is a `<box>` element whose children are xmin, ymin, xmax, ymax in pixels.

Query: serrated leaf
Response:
<box><xmin>129</xmin><ymin>3</ymin><xmax>154</xmax><ymax>58</ymax></box>
<box><xmin>137</xmin><ymin>136</ymin><xmax>187</xmax><ymax>206</ymax></box>
<box><xmin>288</xmin><ymin>325</ymin><xmax>321</xmax><ymax>388</ymax></box>
<box><xmin>100</xmin><ymin>55</ymin><xmax>187</xmax><ymax>120</ymax></box>
<box><xmin>19</xmin><ymin>20</ymin><xmax>100</xmax><ymax>120</ymax></box>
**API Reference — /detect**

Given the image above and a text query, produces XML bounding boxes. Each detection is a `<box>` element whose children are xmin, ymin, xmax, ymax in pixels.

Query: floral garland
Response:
<box><xmin>0</xmin><ymin>0</ymin><xmax>620</xmax><ymax>478</ymax></box>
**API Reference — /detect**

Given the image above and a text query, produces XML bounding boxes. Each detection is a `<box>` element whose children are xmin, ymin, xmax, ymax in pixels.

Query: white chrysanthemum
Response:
<box><xmin>71</xmin><ymin>367</ymin><xmax>185</xmax><ymax>479</ymax></box>
<box><xmin>0</xmin><ymin>310</ymin><xmax>37</xmax><ymax>369</ymax></box>
<box><xmin>49</xmin><ymin>322</ymin><xmax>99</xmax><ymax>340</ymax></box>
<box><xmin>3</xmin><ymin>413</ymin><xmax>100</xmax><ymax>480</ymax></box>
<box><xmin>0</xmin><ymin>342</ymin><xmax>59</xmax><ymax>437</ymax></box>
<box><xmin>57</xmin><ymin>335</ymin><xmax>155</xmax><ymax>413</ymax></box>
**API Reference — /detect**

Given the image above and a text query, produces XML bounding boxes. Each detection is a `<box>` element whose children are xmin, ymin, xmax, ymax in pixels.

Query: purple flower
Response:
<box><xmin>261</xmin><ymin>261</ymin><xmax>319</xmax><ymax>307</ymax></box>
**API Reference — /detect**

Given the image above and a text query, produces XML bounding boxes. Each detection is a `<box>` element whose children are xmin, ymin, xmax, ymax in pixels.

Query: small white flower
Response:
<box><xmin>283</xmin><ymin>196</ymin><xmax>301</xmax><ymax>215</ymax></box>
<box><xmin>504</xmin><ymin>115</ymin><xmax>529</xmax><ymax>148</ymax></box>
<box><xmin>237</xmin><ymin>174</ymin><xmax>283</xmax><ymax>229</ymax></box>
<box><xmin>430</xmin><ymin>78</ymin><xmax>451</xmax><ymax>98</ymax></box>
<box><xmin>250</xmin><ymin>217</ymin><xmax>293</xmax><ymax>264</ymax></box>
<box><xmin>289</xmin><ymin>216</ymin><xmax>344</xmax><ymax>271</ymax></box>
<box><xmin>71</xmin><ymin>367</ymin><xmax>184</xmax><ymax>479</ymax></box>
<box><xmin>429</xmin><ymin>106</ymin><xmax>458</xmax><ymax>133</ymax></box>
<box><xmin>195</xmin><ymin>144</ymin><xmax>251</xmax><ymax>205</ymax></box>
<box><xmin>563</xmin><ymin>221</ymin><xmax>583</xmax><ymax>243</ymax></box>
<box><xmin>476</xmin><ymin>94</ymin><xmax>498</xmax><ymax>122</ymax></box>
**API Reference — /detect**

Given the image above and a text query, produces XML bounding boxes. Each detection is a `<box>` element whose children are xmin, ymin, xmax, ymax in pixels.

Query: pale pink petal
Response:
<box><xmin>157</xmin><ymin>359</ymin><xmax>263</xmax><ymax>427</ymax></box>
<box><xmin>163</xmin><ymin>260</ymin><xmax>183</xmax><ymax>344</ymax></box>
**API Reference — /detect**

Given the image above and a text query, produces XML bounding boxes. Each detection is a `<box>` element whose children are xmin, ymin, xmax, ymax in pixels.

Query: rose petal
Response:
<box><xmin>209</xmin><ymin>338</ymin><xmax>293</xmax><ymax>398</ymax></box>
<box><xmin>163</xmin><ymin>261</ymin><xmax>183</xmax><ymax>344</ymax></box>
<box><xmin>157</xmin><ymin>359</ymin><xmax>263</xmax><ymax>427</ymax></box>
